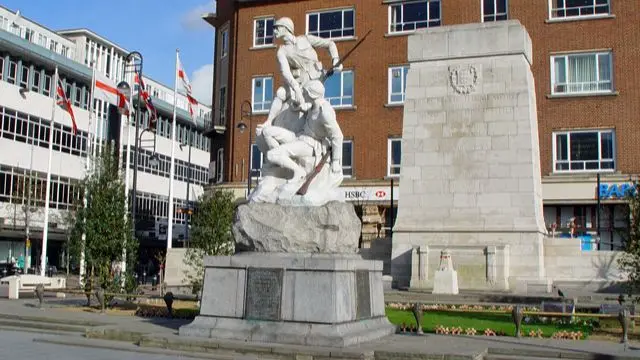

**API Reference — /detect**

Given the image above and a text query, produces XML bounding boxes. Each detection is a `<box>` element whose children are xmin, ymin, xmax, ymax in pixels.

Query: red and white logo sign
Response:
<box><xmin>375</xmin><ymin>190</ymin><xmax>386</xmax><ymax>198</ymax></box>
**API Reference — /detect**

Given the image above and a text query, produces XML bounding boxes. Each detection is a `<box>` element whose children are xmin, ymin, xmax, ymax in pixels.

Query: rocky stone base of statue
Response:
<box><xmin>179</xmin><ymin>252</ymin><xmax>395</xmax><ymax>347</ymax></box>
<box><xmin>232</xmin><ymin>201</ymin><xmax>360</xmax><ymax>253</ymax></box>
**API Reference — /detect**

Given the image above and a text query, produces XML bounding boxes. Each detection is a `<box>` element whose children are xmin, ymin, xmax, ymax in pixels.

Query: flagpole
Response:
<box><xmin>78</xmin><ymin>66</ymin><xmax>96</xmax><ymax>285</ymax></box>
<box><xmin>41</xmin><ymin>66</ymin><xmax>59</xmax><ymax>277</ymax></box>
<box><xmin>167</xmin><ymin>49</ymin><xmax>180</xmax><ymax>250</ymax></box>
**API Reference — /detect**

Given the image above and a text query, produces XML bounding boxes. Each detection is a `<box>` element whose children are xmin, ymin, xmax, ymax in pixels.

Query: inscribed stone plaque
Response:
<box><xmin>355</xmin><ymin>270</ymin><xmax>371</xmax><ymax>319</ymax></box>
<box><xmin>245</xmin><ymin>268</ymin><xmax>283</xmax><ymax>321</ymax></box>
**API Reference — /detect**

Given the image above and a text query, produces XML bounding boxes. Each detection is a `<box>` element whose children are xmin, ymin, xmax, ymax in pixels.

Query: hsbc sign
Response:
<box><xmin>342</xmin><ymin>187</ymin><xmax>399</xmax><ymax>202</ymax></box>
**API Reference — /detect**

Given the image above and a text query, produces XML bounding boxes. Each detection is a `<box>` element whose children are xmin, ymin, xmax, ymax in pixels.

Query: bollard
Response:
<box><xmin>35</xmin><ymin>284</ymin><xmax>45</xmax><ymax>309</ymax></box>
<box><xmin>619</xmin><ymin>307</ymin><xmax>630</xmax><ymax>350</ymax></box>
<box><xmin>96</xmin><ymin>287</ymin><xmax>105</xmax><ymax>314</ymax></box>
<box><xmin>411</xmin><ymin>303</ymin><xmax>424</xmax><ymax>334</ymax></box>
<box><xmin>164</xmin><ymin>291</ymin><xmax>174</xmax><ymax>318</ymax></box>
<box><xmin>512</xmin><ymin>305</ymin><xmax>524</xmax><ymax>338</ymax></box>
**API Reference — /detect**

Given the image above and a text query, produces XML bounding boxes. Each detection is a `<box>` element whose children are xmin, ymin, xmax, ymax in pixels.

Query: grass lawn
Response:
<box><xmin>385</xmin><ymin>308</ymin><xmax>595</xmax><ymax>338</ymax></box>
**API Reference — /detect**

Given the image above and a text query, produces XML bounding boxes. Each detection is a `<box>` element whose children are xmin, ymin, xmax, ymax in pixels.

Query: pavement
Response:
<box><xmin>1</xmin><ymin>297</ymin><xmax>640</xmax><ymax>359</ymax></box>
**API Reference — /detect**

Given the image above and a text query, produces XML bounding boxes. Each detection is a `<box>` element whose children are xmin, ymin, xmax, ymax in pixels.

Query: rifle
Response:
<box><xmin>321</xmin><ymin>29</ymin><xmax>372</xmax><ymax>82</ymax></box>
<box><xmin>296</xmin><ymin>149</ymin><xmax>331</xmax><ymax>196</ymax></box>
<box><xmin>296</xmin><ymin>30</ymin><xmax>372</xmax><ymax>196</ymax></box>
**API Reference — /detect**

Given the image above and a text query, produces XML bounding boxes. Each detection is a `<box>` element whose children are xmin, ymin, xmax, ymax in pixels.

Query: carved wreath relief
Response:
<box><xmin>449</xmin><ymin>65</ymin><xmax>479</xmax><ymax>94</ymax></box>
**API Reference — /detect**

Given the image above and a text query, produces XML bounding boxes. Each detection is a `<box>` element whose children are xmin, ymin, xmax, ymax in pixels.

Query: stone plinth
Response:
<box><xmin>391</xmin><ymin>20</ymin><xmax>548</xmax><ymax>292</ymax></box>
<box><xmin>233</xmin><ymin>201</ymin><xmax>361</xmax><ymax>253</ymax></box>
<box><xmin>179</xmin><ymin>252</ymin><xmax>395</xmax><ymax>347</ymax></box>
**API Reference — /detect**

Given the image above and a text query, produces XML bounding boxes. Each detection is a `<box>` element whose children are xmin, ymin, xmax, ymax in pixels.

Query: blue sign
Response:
<box><xmin>598</xmin><ymin>183</ymin><xmax>636</xmax><ymax>199</ymax></box>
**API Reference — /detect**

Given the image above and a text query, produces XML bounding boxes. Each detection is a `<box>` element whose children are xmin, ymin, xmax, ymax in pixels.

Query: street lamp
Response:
<box><xmin>121</xmin><ymin>51</ymin><xmax>144</xmax><ymax>237</ymax></box>
<box><xmin>235</xmin><ymin>100</ymin><xmax>253</xmax><ymax>196</ymax></box>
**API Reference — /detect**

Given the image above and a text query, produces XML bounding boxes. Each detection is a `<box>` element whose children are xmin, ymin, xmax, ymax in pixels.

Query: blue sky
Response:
<box><xmin>2</xmin><ymin>0</ymin><xmax>216</xmax><ymax>104</ymax></box>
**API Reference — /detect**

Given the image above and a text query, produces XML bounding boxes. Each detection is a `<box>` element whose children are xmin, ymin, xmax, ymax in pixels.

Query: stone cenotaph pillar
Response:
<box><xmin>391</xmin><ymin>20</ymin><xmax>550</xmax><ymax>293</ymax></box>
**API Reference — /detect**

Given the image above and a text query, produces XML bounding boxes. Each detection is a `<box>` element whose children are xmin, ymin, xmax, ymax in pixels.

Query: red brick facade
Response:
<box><xmin>207</xmin><ymin>0</ymin><xmax>640</xmax><ymax>186</ymax></box>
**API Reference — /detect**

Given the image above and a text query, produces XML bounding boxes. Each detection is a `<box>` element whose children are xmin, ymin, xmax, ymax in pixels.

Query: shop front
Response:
<box><xmin>542</xmin><ymin>176</ymin><xmax>633</xmax><ymax>252</ymax></box>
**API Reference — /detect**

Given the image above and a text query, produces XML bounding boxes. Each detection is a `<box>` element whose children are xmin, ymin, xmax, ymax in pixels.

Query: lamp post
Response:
<box><xmin>235</xmin><ymin>100</ymin><xmax>253</xmax><ymax>197</ymax></box>
<box><xmin>120</xmin><ymin>52</ymin><xmax>144</xmax><ymax>238</ymax></box>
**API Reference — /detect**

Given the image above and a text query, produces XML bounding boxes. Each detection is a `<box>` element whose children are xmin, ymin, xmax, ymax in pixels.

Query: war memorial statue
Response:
<box><xmin>179</xmin><ymin>17</ymin><xmax>394</xmax><ymax>347</ymax></box>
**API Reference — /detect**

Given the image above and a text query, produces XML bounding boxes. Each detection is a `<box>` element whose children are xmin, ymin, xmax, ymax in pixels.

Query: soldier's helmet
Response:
<box><xmin>303</xmin><ymin>80</ymin><xmax>325</xmax><ymax>100</ymax></box>
<box><xmin>274</xmin><ymin>17</ymin><xmax>294</xmax><ymax>34</ymax></box>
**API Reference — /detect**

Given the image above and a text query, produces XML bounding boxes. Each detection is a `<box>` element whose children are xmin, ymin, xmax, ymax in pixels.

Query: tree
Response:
<box><xmin>184</xmin><ymin>189</ymin><xmax>235</xmax><ymax>295</ymax></box>
<box><xmin>69</xmin><ymin>142</ymin><xmax>138</xmax><ymax>294</ymax></box>
<box><xmin>618</xmin><ymin>183</ymin><xmax>640</xmax><ymax>297</ymax></box>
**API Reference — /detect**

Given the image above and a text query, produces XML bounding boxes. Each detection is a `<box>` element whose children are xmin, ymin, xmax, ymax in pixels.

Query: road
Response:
<box><xmin>0</xmin><ymin>330</ymin><xmax>202</xmax><ymax>360</ymax></box>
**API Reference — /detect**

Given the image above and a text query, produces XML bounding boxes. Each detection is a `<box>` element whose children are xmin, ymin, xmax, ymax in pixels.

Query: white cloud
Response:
<box><xmin>181</xmin><ymin>1</ymin><xmax>217</xmax><ymax>31</ymax></box>
<box><xmin>191</xmin><ymin>64</ymin><xmax>214</xmax><ymax>106</ymax></box>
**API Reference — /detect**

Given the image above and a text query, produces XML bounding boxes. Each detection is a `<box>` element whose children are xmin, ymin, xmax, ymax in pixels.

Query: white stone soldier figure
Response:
<box><xmin>249</xmin><ymin>17</ymin><xmax>345</xmax><ymax>204</ymax></box>
<box><xmin>266</xmin><ymin>79</ymin><xmax>344</xmax><ymax>185</ymax></box>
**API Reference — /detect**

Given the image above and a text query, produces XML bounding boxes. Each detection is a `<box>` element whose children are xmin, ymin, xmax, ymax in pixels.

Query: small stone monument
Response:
<box><xmin>432</xmin><ymin>250</ymin><xmax>459</xmax><ymax>295</ymax></box>
<box><xmin>179</xmin><ymin>17</ymin><xmax>394</xmax><ymax>347</ymax></box>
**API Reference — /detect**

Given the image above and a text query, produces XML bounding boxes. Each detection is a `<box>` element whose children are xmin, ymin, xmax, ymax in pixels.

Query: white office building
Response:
<box><xmin>0</xmin><ymin>5</ymin><xmax>212</xmax><ymax>272</ymax></box>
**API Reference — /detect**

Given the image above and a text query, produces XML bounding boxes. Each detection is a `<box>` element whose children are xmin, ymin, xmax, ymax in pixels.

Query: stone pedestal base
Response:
<box><xmin>179</xmin><ymin>252</ymin><xmax>395</xmax><ymax>347</ymax></box>
<box><xmin>432</xmin><ymin>269</ymin><xmax>459</xmax><ymax>295</ymax></box>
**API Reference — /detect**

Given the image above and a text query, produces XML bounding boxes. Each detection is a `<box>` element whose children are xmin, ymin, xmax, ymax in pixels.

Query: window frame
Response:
<box><xmin>342</xmin><ymin>140</ymin><xmax>353</xmax><ymax>178</ymax></box>
<box><xmin>219</xmin><ymin>86</ymin><xmax>227</xmax><ymax>124</ymax></box>
<box><xmin>250</xmin><ymin>143</ymin><xmax>263</xmax><ymax>179</ymax></box>
<box><xmin>220</xmin><ymin>28</ymin><xmax>229</xmax><ymax>58</ymax></box>
<box><xmin>306</xmin><ymin>7</ymin><xmax>355</xmax><ymax>40</ymax></box>
<box><xmin>325</xmin><ymin>70</ymin><xmax>354</xmax><ymax>108</ymax></box>
<box><xmin>7</xmin><ymin>60</ymin><xmax>17</xmax><ymax>84</ymax></box>
<box><xmin>388</xmin><ymin>65</ymin><xmax>409</xmax><ymax>104</ymax></box>
<box><xmin>387</xmin><ymin>138</ymin><xmax>402</xmax><ymax>177</ymax></box>
<box><xmin>552</xmin><ymin>129</ymin><xmax>615</xmax><ymax>173</ymax></box>
<box><xmin>0</xmin><ymin>57</ymin><xmax>4</xmax><ymax>81</ymax></box>
<box><xmin>550</xmin><ymin>51</ymin><xmax>613</xmax><ymax>95</ymax></box>
<box><xmin>253</xmin><ymin>17</ymin><xmax>275</xmax><ymax>48</ymax></box>
<box><xmin>482</xmin><ymin>0</ymin><xmax>508</xmax><ymax>22</ymax></box>
<box><xmin>388</xmin><ymin>0</ymin><xmax>441</xmax><ymax>34</ymax></box>
<box><xmin>251</xmin><ymin>76</ymin><xmax>274</xmax><ymax>113</ymax></box>
<box><xmin>548</xmin><ymin>0</ymin><xmax>611</xmax><ymax>20</ymax></box>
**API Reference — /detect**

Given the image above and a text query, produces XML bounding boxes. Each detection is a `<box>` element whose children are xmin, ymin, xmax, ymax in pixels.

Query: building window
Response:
<box><xmin>219</xmin><ymin>86</ymin><xmax>227</xmax><ymax>123</ymax></box>
<box><xmin>221</xmin><ymin>29</ymin><xmax>229</xmax><ymax>58</ymax></box>
<box><xmin>387</xmin><ymin>138</ymin><xmax>402</xmax><ymax>177</ymax></box>
<box><xmin>252</xmin><ymin>77</ymin><xmax>273</xmax><ymax>112</ymax></box>
<box><xmin>32</xmin><ymin>70</ymin><xmax>41</xmax><ymax>92</ymax></box>
<box><xmin>551</xmin><ymin>52</ymin><xmax>612</xmax><ymax>95</ymax></box>
<box><xmin>483</xmin><ymin>0</ymin><xmax>508</xmax><ymax>21</ymax></box>
<box><xmin>553</xmin><ymin>129</ymin><xmax>614</xmax><ymax>172</ymax></box>
<box><xmin>19</xmin><ymin>65</ymin><xmax>29</xmax><ymax>89</ymax></box>
<box><xmin>216</xmin><ymin>148</ymin><xmax>224</xmax><ymax>183</ymax></box>
<box><xmin>24</xmin><ymin>28</ymin><xmax>34</xmax><ymax>42</ymax></box>
<box><xmin>342</xmin><ymin>141</ymin><xmax>353</xmax><ymax>177</ymax></box>
<box><xmin>38</xmin><ymin>34</ymin><xmax>47</xmax><ymax>47</ymax></box>
<box><xmin>251</xmin><ymin>144</ymin><xmax>263</xmax><ymax>178</ymax></box>
<box><xmin>325</xmin><ymin>70</ymin><xmax>353</xmax><ymax>107</ymax></box>
<box><xmin>307</xmin><ymin>8</ymin><xmax>355</xmax><ymax>39</ymax></box>
<box><xmin>49</xmin><ymin>40</ymin><xmax>58</xmax><ymax>53</ymax></box>
<box><xmin>43</xmin><ymin>73</ymin><xmax>52</xmax><ymax>97</ymax></box>
<box><xmin>549</xmin><ymin>0</ymin><xmax>610</xmax><ymax>20</ymax></box>
<box><xmin>389</xmin><ymin>0</ymin><xmax>441</xmax><ymax>34</ymax></box>
<box><xmin>0</xmin><ymin>57</ymin><xmax>3</xmax><ymax>81</ymax></box>
<box><xmin>61</xmin><ymin>45</ymin><xmax>70</xmax><ymax>58</ymax></box>
<box><xmin>254</xmin><ymin>17</ymin><xmax>274</xmax><ymax>47</ymax></box>
<box><xmin>7</xmin><ymin>61</ymin><xmax>17</xmax><ymax>84</ymax></box>
<box><xmin>388</xmin><ymin>66</ymin><xmax>409</xmax><ymax>104</ymax></box>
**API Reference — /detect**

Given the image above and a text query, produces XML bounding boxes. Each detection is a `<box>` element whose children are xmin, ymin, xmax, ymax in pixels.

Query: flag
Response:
<box><xmin>56</xmin><ymin>77</ymin><xmax>78</xmax><ymax>135</ymax></box>
<box><xmin>93</xmin><ymin>70</ymin><xmax>129</xmax><ymax>116</ymax></box>
<box><xmin>134</xmin><ymin>73</ymin><xmax>157</xmax><ymax>129</ymax></box>
<box><xmin>177</xmin><ymin>56</ymin><xmax>198</xmax><ymax>118</ymax></box>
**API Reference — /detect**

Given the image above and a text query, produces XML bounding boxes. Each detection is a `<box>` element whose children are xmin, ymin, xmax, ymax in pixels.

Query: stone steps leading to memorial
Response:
<box><xmin>0</xmin><ymin>318</ymin><xmax>88</xmax><ymax>333</ymax></box>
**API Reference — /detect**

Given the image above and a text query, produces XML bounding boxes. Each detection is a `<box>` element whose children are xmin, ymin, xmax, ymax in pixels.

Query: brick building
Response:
<box><xmin>203</xmin><ymin>0</ymin><xmax>639</xmax><ymax>248</ymax></box>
